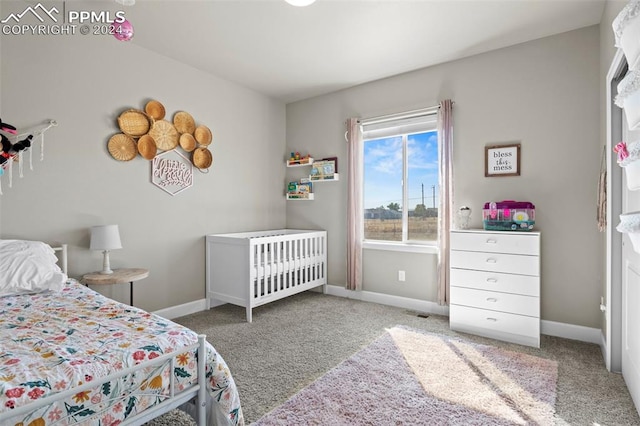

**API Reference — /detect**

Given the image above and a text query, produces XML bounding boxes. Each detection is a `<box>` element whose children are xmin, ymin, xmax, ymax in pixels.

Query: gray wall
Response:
<box><xmin>0</xmin><ymin>2</ymin><xmax>286</xmax><ymax>311</ymax></box>
<box><xmin>286</xmin><ymin>26</ymin><xmax>602</xmax><ymax>328</ymax></box>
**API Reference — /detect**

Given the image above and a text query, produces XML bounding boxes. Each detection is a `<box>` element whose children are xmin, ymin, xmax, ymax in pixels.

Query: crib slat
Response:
<box><xmin>270</xmin><ymin>241</ymin><xmax>276</xmax><ymax>294</ymax></box>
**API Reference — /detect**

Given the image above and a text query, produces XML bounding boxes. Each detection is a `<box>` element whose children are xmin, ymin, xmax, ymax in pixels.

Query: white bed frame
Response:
<box><xmin>0</xmin><ymin>244</ymin><xmax>209</xmax><ymax>426</ymax></box>
<box><xmin>206</xmin><ymin>229</ymin><xmax>327</xmax><ymax>322</ymax></box>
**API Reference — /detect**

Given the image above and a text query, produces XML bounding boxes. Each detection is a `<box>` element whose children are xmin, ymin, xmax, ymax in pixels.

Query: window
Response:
<box><xmin>362</xmin><ymin>111</ymin><xmax>438</xmax><ymax>243</ymax></box>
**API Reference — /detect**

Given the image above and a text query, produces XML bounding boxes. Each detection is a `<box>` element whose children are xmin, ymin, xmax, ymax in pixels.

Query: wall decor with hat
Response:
<box><xmin>108</xmin><ymin>99</ymin><xmax>213</xmax><ymax>196</ymax></box>
<box><xmin>0</xmin><ymin>118</ymin><xmax>58</xmax><ymax>195</ymax></box>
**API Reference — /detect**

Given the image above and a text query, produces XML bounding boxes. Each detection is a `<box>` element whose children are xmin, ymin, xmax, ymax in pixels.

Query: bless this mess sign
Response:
<box><xmin>485</xmin><ymin>143</ymin><xmax>521</xmax><ymax>177</ymax></box>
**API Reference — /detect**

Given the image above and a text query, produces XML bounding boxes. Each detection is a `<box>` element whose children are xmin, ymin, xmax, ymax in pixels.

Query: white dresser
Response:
<box><xmin>449</xmin><ymin>229</ymin><xmax>541</xmax><ymax>347</ymax></box>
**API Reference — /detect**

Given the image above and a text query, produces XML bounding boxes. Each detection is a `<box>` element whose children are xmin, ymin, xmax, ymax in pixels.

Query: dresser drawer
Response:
<box><xmin>450</xmin><ymin>250</ymin><xmax>539</xmax><ymax>276</ymax></box>
<box><xmin>450</xmin><ymin>231</ymin><xmax>539</xmax><ymax>255</ymax></box>
<box><xmin>450</xmin><ymin>268</ymin><xmax>539</xmax><ymax>296</ymax></box>
<box><xmin>450</xmin><ymin>286</ymin><xmax>539</xmax><ymax>317</ymax></box>
<box><xmin>450</xmin><ymin>304</ymin><xmax>540</xmax><ymax>347</ymax></box>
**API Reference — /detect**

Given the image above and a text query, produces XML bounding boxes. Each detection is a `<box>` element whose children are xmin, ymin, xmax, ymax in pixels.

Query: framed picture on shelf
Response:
<box><xmin>321</xmin><ymin>157</ymin><xmax>338</xmax><ymax>173</ymax></box>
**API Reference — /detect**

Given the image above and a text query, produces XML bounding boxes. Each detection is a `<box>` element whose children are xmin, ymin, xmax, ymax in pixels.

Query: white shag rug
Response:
<box><xmin>254</xmin><ymin>326</ymin><xmax>558</xmax><ymax>425</ymax></box>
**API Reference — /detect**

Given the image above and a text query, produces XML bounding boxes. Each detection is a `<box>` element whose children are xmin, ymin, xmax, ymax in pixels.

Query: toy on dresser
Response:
<box><xmin>483</xmin><ymin>200</ymin><xmax>535</xmax><ymax>231</ymax></box>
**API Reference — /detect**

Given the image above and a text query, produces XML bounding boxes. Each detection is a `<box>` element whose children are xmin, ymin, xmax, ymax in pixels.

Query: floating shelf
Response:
<box><xmin>286</xmin><ymin>193</ymin><xmax>314</xmax><ymax>200</ymax></box>
<box><xmin>310</xmin><ymin>173</ymin><xmax>339</xmax><ymax>182</ymax></box>
<box><xmin>286</xmin><ymin>158</ymin><xmax>314</xmax><ymax>167</ymax></box>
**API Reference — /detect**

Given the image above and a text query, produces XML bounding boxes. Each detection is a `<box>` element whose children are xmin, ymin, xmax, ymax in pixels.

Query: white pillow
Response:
<box><xmin>0</xmin><ymin>239</ymin><xmax>68</xmax><ymax>296</ymax></box>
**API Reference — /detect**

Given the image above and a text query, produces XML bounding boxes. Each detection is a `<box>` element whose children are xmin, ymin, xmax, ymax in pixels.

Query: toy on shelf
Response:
<box><xmin>287</xmin><ymin>151</ymin><xmax>313</xmax><ymax>166</ymax></box>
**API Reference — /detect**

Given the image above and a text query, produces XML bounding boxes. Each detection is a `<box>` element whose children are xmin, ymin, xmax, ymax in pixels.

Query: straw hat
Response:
<box><xmin>148</xmin><ymin>119</ymin><xmax>179</xmax><ymax>150</ymax></box>
<box><xmin>137</xmin><ymin>134</ymin><xmax>157</xmax><ymax>160</ymax></box>
<box><xmin>108</xmin><ymin>133</ymin><xmax>137</xmax><ymax>161</ymax></box>
<box><xmin>194</xmin><ymin>125</ymin><xmax>212</xmax><ymax>146</ymax></box>
<box><xmin>180</xmin><ymin>133</ymin><xmax>197</xmax><ymax>152</ymax></box>
<box><xmin>174</xmin><ymin>111</ymin><xmax>196</xmax><ymax>135</ymax></box>
<box><xmin>144</xmin><ymin>100</ymin><xmax>166</xmax><ymax>121</ymax></box>
<box><xmin>117</xmin><ymin>109</ymin><xmax>153</xmax><ymax>138</ymax></box>
<box><xmin>192</xmin><ymin>147</ymin><xmax>212</xmax><ymax>169</ymax></box>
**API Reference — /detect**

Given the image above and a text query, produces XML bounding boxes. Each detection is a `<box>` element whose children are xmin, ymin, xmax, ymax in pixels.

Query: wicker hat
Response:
<box><xmin>192</xmin><ymin>147</ymin><xmax>212</xmax><ymax>169</ymax></box>
<box><xmin>137</xmin><ymin>134</ymin><xmax>157</xmax><ymax>160</ymax></box>
<box><xmin>117</xmin><ymin>109</ymin><xmax>153</xmax><ymax>138</ymax></box>
<box><xmin>108</xmin><ymin>133</ymin><xmax>137</xmax><ymax>161</ymax></box>
<box><xmin>144</xmin><ymin>100</ymin><xmax>166</xmax><ymax>121</ymax></box>
<box><xmin>194</xmin><ymin>125</ymin><xmax>212</xmax><ymax>146</ymax></box>
<box><xmin>174</xmin><ymin>111</ymin><xmax>196</xmax><ymax>135</ymax></box>
<box><xmin>180</xmin><ymin>133</ymin><xmax>197</xmax><ymax>152</ymax></box>
<box><xmin>148</xmin><ymin>119</ymin><xmax>179</xmax><ymax>151</ymax></box>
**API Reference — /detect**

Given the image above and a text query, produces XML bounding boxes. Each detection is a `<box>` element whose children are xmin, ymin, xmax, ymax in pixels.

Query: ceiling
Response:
<box><xmin>124</xmin><ymin>0</ymin><xmax>607</xmax><ymax>103</ymax></box>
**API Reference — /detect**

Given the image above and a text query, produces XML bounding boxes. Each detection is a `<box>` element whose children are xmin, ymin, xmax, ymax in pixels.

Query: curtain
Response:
<box><xmin>346</xmin><ymin>118</ymin><xmax>363</xmax><ymax>291</ymax></box>
<box><xmin>437</xmin><ymin>100</ymin><xmax>454</xmax><ymax>305</ymax></box>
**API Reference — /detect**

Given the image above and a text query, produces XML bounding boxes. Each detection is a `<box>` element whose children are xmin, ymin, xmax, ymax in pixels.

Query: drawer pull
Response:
<box><xmin>486</xmin><ymin>317</ymin><xmax>498</xmax><ymax>322</ymax></box>
<box><xmin>486</xmin><ymin>297</ymin><xmax>498</xmax><ymax>303</ymax></box>
<box><xmin>486</xmin><ymin>258</ymin><xmax>497</xmax><ymax>264</ymax></box>
<box><xmin>486</xmin><ymin>278</ymin><xmax>498</xmax><ymax>283</ymax></box>
<box><xmin>486</xmin><ymin>239</ymin><xmax>497</xmax><ymax>244</ymax></box>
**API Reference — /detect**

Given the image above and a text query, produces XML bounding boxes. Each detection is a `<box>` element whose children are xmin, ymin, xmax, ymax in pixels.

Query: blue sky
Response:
<box><xmin>363</xmin><ymin>131</ymin><xmax>438</xmax><ymax>210</ymax></box>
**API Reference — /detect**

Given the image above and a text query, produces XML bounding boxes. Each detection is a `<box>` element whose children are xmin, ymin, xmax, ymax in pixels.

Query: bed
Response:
<box><xmin>0</xmin><ymin>239</ymin><xmax>244</xmax><ymax>426</ymax></box>
<box><xmin>206</xmin><ymin>229</ymin><xmax>327</xmax><ymax>322</ymax></box>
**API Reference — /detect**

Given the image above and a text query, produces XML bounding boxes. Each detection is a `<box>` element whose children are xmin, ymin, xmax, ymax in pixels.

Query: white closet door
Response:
<box><xmin>621</xmin><ymin>114</ymin><xmax>640</xmax><ymax>411</ymax></box>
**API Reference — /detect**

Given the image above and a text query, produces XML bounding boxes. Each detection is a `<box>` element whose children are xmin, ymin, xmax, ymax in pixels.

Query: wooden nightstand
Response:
<box><xmin>81</xmin><ymin>268</ymin><xmax>149</xmax><ymax>306</ymax></box>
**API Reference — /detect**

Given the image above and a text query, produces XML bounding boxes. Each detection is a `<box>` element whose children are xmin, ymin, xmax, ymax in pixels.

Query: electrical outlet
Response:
<box><xmin>398</xmin><ymin>270</ymin><xmax>406</xmax><ymax>282</ymax></box>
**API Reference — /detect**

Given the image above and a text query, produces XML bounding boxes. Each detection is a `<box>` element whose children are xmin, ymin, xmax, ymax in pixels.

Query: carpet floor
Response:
<box><xmin>148</xmin><ymin>291</ymin><xmax>640</xmax><ymax>425</ymax></box>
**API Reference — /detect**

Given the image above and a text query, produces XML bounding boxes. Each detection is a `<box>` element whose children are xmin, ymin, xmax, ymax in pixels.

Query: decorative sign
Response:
<box><xmin>485</xmin><ymin>143</ymin><xmax>521</xmax><ymax>177</ymax></box>
<box><xmin>151</xmin><ymin>150</ymin><xmax>193</xmax><ymax>195</ymax></box>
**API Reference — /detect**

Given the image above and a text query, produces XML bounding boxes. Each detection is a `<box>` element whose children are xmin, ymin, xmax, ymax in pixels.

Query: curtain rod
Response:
<box><xmin>359</xmin><ymin>105</ymin><xmax>441</xmax><ymax>126</ymax></box>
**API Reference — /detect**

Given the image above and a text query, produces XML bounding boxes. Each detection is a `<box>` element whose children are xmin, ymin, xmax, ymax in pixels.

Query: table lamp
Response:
<box><xmin>90</xmin><ymin>224</ymin><xmax>122</xmax><ymax>274</ymax></box>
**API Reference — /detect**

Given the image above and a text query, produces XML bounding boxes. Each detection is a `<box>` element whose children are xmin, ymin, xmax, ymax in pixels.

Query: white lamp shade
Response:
<box><xmin>90</xmin><ymin>225</ymin><xmax>122</xmax><ymax>251</ymax></box>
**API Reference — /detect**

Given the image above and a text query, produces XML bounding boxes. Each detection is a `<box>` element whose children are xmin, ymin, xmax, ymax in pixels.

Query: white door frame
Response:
<box><xmin>606</xmin><ymin>48</ymin><xmax>625</xmax><ymax>372</ymax></box>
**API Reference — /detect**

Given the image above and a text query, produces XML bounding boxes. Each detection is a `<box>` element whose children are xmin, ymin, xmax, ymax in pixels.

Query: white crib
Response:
<box><xmin>206</xmin><ymin>229</ymin><xmax>327</xmax><ymax>322</ymax></box>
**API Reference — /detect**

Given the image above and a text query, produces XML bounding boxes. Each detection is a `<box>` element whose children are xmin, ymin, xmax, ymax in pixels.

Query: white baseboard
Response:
<box><xmin>152</xmin><ymin>286</ymin><xmax>602</xmax><ymax>346</ymax></box>
<box><xmin>325</xmin><ymin>284</ymin><xmax>450</xmax><ymax>317</ymax></box>
<box><xmin>153</xmin><ymin>299</ymin><xmax>208</xmax><ymax>320</ymax></box>
<box><xmin>540</xmin><ymin>319</ymin><xmax>602</xmax><ymax>345</ymax></box>
<box><xmin>328</xmin><ymin>285</ymin><xmax>601</xmax><ymax>345</ymax></box>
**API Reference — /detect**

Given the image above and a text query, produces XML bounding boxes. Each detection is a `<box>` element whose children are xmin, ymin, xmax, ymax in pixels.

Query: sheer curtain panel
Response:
<box><xmin>346</xmin><ymin>117</ymin><xmax>363</xmax><ymax>291</ymax></box>
<box><xmin>437</xmin><ymin>100</ymin><xmax>454</xmax><ymax>305</ymax></box>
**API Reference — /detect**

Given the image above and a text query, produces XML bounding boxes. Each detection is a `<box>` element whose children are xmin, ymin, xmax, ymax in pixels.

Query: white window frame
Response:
<box><xmin>361</xmin><ymin>108</ymin><xmax>439</xmax><ymax>252</ymax></box>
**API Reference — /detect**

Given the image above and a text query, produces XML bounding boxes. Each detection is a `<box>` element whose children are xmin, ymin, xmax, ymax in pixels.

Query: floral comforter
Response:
<box><xmin>0</xmin><ymin>280</ymin><xmax>244</xmax><ymax>425</ymax></box>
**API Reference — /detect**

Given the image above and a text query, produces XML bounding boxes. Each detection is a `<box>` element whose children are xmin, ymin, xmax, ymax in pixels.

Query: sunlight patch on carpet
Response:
<box><xmin>388</xmin><ymin>326</ymin><xmax>557</xmax><ymax>425</ymax></box>
<box><xmin>255</xmin><ymin>326</ymin><xmax>558</xmax><ymax>426</ymax></box>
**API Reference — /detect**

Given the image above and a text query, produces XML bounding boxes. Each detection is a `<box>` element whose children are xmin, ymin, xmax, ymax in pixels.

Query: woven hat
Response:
<box><xmin>194</xmin><ymin>125</ymin><xmax>212</xmax><ymax>146</ymax></box>
<box><xmin>144</xmin><ymin>100</ymin><xmax>166</xmax><ymax>121</ymax></box>
<box><xmin>192</xmin><ymin>147</ymin><xmax>212</xmax><ymax>169</ymax></box>
<box><xmin>148</xmin><ymin>119</ymin><xmax>179</xmax><ymax>150</ymax></box>
<box><xmin>108</xmin><ymin>133</ymin><xmax>137</xmax><ymax>161</ymax></box>
<box><xmin>180</xmin><ymin>133</ymin><xmax>197</xmax><ymax>152</ymax></box>
<box><xmin>117</xmin><ymin>109</ymin><xmax>153</xmax><ymax>138</ymax></box>
<box><xmin>174</xmin><ymin>111</ymin><xmax>196</xmax><ymax>135</ymax></box>
<box><xmin>137</xmin><ymin>134</ymin><xmax>157</xmax><ymax>160</ymax></box>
